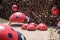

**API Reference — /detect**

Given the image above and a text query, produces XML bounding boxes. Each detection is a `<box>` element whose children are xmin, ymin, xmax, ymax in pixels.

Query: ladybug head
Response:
<box><xmin>17</xmin><ymin>31</ymin><xmax>26</xmax><ymax>40</ymax></box>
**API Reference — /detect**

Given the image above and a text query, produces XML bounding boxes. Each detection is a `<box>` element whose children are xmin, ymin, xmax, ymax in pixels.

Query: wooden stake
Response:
<box><xmin>32</xmin><ymin>11</ymin><xmax>44</xmax><ymax>23</ymax></box>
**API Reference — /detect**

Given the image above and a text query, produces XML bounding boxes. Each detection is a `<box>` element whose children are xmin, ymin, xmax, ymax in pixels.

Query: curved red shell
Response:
<box><xmin>51</xmin><ymin>7</ymin><xmax>59</xmax><ymax>16</ymax></box>
<box><xmin>9</xmin><ymin>12</ymin><xmax>26</xmax><ymax>22</ymax></box>
<box><xmin>37</xmin><ymin>23</ymin><xmax>47</xmax><ymax>30</ymax></box>
<box><xmin>27</xmin><ymin>24</ymin><xmax>36</xmax><ymax>31</ymax></box>
<box><xmin>12</xmin><ymin>5</ymin><xmax>18</xmax><ymax>11</ymax></box>
<box><xmin>0</xmin><ymin>24</ymin><xmax>18</xmax><ymax>40</ymax></box>
<box><xmin>21</xmin><ymin>23</ymin><xmax>29</xmax><ymax>29</ymax></box>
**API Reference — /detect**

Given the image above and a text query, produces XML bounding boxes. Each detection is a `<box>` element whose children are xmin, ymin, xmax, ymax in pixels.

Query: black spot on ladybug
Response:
<box><xmin>8</xmin><ymin>33</ymin><xmax>13</xmax><ymax>38</ymax></box>
<box><xmin>16</xmin><ymin>16</ymin><xmax>19</xmax><ymax>18</ymax></box>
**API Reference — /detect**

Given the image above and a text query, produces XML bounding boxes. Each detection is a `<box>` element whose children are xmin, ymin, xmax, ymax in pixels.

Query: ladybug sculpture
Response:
<box><xmin>21</xmin><ymin>23</ymin><xmax>29</xmax><ymax>30</ymax></box>
<box><xmin>51</xmin><ymin>5</ymin><xmax>59</xmax><ymax>16</ymax></box>
<box><xmin>9</xmin><ymin>12</ymin><xmax>26</xmax><ymax>23</ymax></box>
<box><xmin>9</xmin><ymin>12</ymin><xmax>31</xmax><ymax>24</ymax></box>
<box><xmin>37</xmin><ymin>23</ymin><xmax>47</xmax><ymax>30</ymax></box>
<box><xmin>27</xmin><ymin>24</ymin><xmax>36</xmax><ymax>31</ymax></box>
<box><xmin>12</xmin><ymin>5</ymin><xmax>18</xmax><ymax>11</ymax></box>
<box><xmin>0</xmin><ymin>24</ymin><xmax>26</xmax><ymax>40</ymax></box>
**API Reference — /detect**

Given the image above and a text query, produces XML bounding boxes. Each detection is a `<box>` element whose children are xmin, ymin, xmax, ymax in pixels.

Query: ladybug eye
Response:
<box><xmin>0</xmin><ymin>26</ymin><xmax>5</xmax><ymax>30</ymax></box>
<box><xmin>8</xmin><ymin>33</ymin><xmax>13</xmax><ymax>38</ymax></box>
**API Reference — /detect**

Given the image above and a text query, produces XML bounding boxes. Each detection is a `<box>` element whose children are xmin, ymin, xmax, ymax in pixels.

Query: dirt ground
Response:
<box><xmin>12</xmin><ymin>27</ymin><xmax>49</xmax><ymax>40</ymax></box>
<box><xmin>0</xmin><ymin>18</ymin><xmax>60</xmax><ymax>40</ymax></box>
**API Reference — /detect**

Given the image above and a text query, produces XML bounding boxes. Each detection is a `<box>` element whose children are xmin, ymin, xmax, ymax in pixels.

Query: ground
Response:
<box><xmin>0</xmin><ymin>18</ymin><xmax>60</xmax><ymax>40</ymax></box>
<box><xmin>12</xmin><ymin>27</ymin><xmax>49</xmax><ymax>40</ymax></box>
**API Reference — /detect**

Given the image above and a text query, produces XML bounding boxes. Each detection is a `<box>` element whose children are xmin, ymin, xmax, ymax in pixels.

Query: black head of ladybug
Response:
<box><xmin>17</xmin><ymin>31</ymin><xmax>26</xmax><ymax>40</ymax></box>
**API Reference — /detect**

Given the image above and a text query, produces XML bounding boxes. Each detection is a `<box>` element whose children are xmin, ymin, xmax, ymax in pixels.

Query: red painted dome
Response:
<box><xmin>21</xmin><ymin>23</ymin><xmax>29</xmax><ymax>30</ymax></box>
<box><xmin>27</xmin><ymin>24</ymin><xmax>36</xmax><ymax>31</ymax></box>
<box><xmin>0</xmin><ymin>24</ymin><xmax>18</xmax><ymax>40</ymax></box>
<box><xmin>37</xmin><ymin>23</ymin><xmax>47</xmax><ymax>30</ymax></box>
<box><xmin>51</xmin><ymin>6</ymin><xmax>59</xmax><ymax>16</ymax></box>
<box><xmin>9</xmin><ymin>12</ymin><xmax>26</xmax><ymax>23</ymax></box>
<box><xmin>12</xmin><ymin>5</ymin><xmax>18</xmax><ymax>11</ymax></box>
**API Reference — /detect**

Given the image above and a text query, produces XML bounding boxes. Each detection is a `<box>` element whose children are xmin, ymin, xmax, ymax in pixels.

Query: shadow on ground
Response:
<box><xmin>10</xmin><ymin>24</ymin><xmax>22</xmax><ymax>27</ymax></box>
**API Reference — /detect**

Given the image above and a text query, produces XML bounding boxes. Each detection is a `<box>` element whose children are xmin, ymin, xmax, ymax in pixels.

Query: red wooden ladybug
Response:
<box><xmin>12</xmin><ymin>5</ymin><xmax>18</xmax><ymax>11</ymax></box>
<box><xmin>51</xmin><ymin>5</ymin><xmax>59</xmax><ymax>16</ymax></box>
<box><xmin>9</xmin><ymin>12</ymin><xmax>26</xmax><ymax>23</ymax></box>
<box><xmin>21</xmin><ymin>23</ymin><xmax>29</xmax><ymax>30</ymax></box>
<box><xmin>0</xmin><ymin>24</ymin><xmax>18</xmax><ymax>40</ymax></box>
<box><xmin>37</xmin><ymin>23</ymin><xmax>47</xmax><ymax>30</ymax></box>
<box><xmin>0</xmin><ymin>24</ymin><xmax>26</xmax><ymax>40</ymax></box>
<box><xmin>9</xmin><ymin>12</ymin><xmax>31</xmax><ymax>24</ymax></box>
<box><xmin>27</xmin><ymin>24</ymin><xmax>36</xmax><ymax>31</ymax></box>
